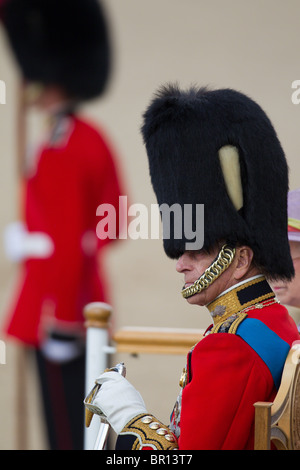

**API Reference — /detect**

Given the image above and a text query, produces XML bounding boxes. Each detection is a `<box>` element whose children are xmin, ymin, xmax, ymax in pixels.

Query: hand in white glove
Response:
<box><xmin>4</xmin><ymin>221</ymin><xmax>54</xmax><ymax>262</ymax></box>
<box><xmin>92</xmin><ymin>371</ymin><xmax>147</xmax><ymax>434</ymax></box>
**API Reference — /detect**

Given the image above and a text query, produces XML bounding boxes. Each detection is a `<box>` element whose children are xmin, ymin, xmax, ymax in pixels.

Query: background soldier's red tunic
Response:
<box><xmin>4</xmin><ymin>115</ymin><xmax>123</xmax><ymax>347</ymax></box>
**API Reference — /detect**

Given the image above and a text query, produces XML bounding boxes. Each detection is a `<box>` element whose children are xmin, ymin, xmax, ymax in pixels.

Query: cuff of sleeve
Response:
<box><xmin>115</xmin><ymin>414</ymin><xmax>178</xmax><ymax>450</ymax></box>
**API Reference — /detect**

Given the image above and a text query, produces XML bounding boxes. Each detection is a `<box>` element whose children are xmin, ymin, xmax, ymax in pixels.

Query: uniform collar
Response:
<box><xmin>207</xmin><ymin>275</ymin><xmax>276</xmax><ymax>326</ymax></box>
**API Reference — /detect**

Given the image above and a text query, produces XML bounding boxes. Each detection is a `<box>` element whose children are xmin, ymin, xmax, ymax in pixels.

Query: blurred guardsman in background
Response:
<box><xmin>1</xmin><ymin>0</ymin><xmax>124</xmax><ymax>449</ymax></box>
<box><xmin>87</xmin><ymin>85</ymin><xmax>299</xmax><ymax>450</ymax></box>
<box><xmin>272</xmin><ymin>188</ymin><xmax>300</xmax><ymax>330</ymax></box>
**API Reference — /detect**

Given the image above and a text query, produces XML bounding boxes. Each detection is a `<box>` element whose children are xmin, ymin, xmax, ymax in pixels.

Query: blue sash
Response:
<box><xmin>237</xmin><ymin>318</ymin><xmax>290</xmax><ymax>389</ymax></box>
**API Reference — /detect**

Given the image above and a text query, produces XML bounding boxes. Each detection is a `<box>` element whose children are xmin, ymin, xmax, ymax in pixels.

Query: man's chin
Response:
<box><xmin>184</xmin><ymin>291</ymin><xmax>206</xmax><ymax>306</ymax></box>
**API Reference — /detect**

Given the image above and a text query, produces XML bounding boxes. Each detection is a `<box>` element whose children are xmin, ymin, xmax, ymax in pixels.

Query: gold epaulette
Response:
<box><xmin>210</xmin><ymin>311</ymin><xmax>248</xmax><ymax>334</ymax></box>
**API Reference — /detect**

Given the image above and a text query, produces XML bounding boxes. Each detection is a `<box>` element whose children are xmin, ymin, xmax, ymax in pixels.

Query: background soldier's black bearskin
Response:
<box><xmin>1</xmin><ymin>0</ymin><xmax>111</xmax><ymax>100</ymax></box>
<box><xmin>141</xmin><ymin>84</ymin><xmax>294</xmax><ymax>281</ymax></box>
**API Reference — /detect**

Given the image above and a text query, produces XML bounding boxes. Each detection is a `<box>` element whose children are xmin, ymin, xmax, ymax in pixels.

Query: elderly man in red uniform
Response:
<box><xmin>1</xmin><ymin>0</ymin><xmax>124</xmax><ymax>449</ymax></box>
<box><xmin>86</xmin><ymin>85</ymin><xmax>299</xmax><ymax>450</ymax></box>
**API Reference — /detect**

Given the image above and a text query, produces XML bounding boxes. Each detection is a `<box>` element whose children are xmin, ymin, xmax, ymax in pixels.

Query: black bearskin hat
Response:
<box><xmin>141</xmin><ymin>84</ymin><xmax>294</xmax><ymax>281</ymax></box>
<box><xmin>1</xmin><ymin>0</ymin><xmax>110</xmax><ymax>100</ymax></box>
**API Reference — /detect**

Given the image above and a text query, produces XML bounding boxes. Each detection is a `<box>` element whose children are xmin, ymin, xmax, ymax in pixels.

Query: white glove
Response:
<box><xmin>4</xmin><ymin>221</ymin><xmax>54</xmax><ymax>262</ymax></box>
<box><xmin>92</xmin><ymin>371</ymin><xmax>147</xmax><ymax>434</ymax></box>
<box><xmin>41</xmin><ymin>332</ymin><xmax>85</xmax><ymax>364</ymax></box>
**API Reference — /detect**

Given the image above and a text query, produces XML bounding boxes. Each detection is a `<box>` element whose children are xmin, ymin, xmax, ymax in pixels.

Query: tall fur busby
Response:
<box><xmin>1</xmin><ymin>0</ymin><xmax>111</xmax><ymax>100</ymax></box>
<box><xmin>141</xmin><ymin>84</ymin><xmax>294</xmax><ymax>281</ymax></box>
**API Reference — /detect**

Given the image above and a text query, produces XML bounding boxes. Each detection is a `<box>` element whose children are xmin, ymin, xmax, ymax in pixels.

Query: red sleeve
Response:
<box><xmin>179</xmin><ymin>333</ymin><xmax>275</xmax><ymax>450</ymax></box>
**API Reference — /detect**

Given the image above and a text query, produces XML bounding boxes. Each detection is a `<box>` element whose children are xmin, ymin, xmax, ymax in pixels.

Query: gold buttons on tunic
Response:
<box><xmin>156</xmin><ymin>428</ymin><xmax>168</xmax><ymax>436</ymax></box>
<box><xmin>165</xmin><ymin>434</ymin><xmax>176</xmax><ymax>442</ymax></box>
<box><xmin>139</xmin><ymin>415</ymin><xmax>177</xmax><ymax>446</ymax></box>
<box><xmin>141</xmin><ymin>416</ymin><xmax>153</xmax><ymax>424</ymax></box>
<box><xmin>179</xmin><ymin>367</ymin><xmax>187</xmax><ymax>388</ymax></box>
<box><xmin>149</xmin><ymin>422</ymin><xmax>160</xmax><ymax>430</ymax></box>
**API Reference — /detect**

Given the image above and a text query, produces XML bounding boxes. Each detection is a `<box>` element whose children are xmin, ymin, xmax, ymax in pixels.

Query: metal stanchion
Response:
<box><xmin>84</xmin><ymin>302</ymin><xmax>112</xmax><ymax>450</ymax></box>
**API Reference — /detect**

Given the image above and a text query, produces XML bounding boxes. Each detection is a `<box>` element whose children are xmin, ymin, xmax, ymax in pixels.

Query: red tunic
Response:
<box><xmin>4</xmin><ymin>115</ymin><xmax>124</xmax><ymax>347</ymax></box>
<box><xmin>178</xmin><ymin>302</ymin><xmax>299</xmax><ymax>450</ymax></box>
<box><xmin>116</xmin><ymin>298</ymin><xmax>299</xmax><ymax>450</ymax></box>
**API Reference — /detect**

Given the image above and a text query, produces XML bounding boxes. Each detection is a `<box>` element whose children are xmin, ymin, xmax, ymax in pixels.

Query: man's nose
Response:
<box><xmin>176</xmin><ymin>253</ymin><xmax>189</xmax><ymax>273</ymax></box>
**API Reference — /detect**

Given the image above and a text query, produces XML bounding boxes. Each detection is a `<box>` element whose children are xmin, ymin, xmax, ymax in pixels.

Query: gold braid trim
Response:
<box><xmin>228</xmin><ymin>312</ymin><xmax>248</xmax><ymax>334</ymax></box>
<box><xmin>119</xmin><ymin>414</ymin><xmax>178</xmax><ymax>450</ymax></box>
<box><xmin>210</xmin><ymin>311</ymin><xmax>248</xmax><ymax>334</ymax></box>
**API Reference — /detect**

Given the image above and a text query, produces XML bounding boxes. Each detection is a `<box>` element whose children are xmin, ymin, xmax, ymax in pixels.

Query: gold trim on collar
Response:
<box><xmin>207</xmin><ymin>276</ymin><xmax>275</xmax><ymax>326</ymax></box>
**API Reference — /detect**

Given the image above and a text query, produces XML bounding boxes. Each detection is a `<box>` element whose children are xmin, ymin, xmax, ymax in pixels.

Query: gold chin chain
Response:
<box><xmin>181</xmin><ymin>244</ymin><xmax>236</xmax><ymax>299</ymax></box>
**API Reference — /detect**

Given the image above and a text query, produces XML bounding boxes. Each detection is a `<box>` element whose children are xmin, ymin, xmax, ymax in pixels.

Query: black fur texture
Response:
<box><xmin>141</xmin><ymin>84</ymin><xmax>294</xmax><ymax>281</ymax></box>
<box><xmin>2</xmin><ymin>0</ymin><xmax>111</xmax><ymax>100</ymax></box>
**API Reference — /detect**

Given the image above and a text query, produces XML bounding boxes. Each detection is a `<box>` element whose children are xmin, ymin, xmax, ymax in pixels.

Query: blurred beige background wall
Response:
<box><xmin>0</xmin><ymin>0</ymin><xmax>299</xmax><ymax>449</ymax></box>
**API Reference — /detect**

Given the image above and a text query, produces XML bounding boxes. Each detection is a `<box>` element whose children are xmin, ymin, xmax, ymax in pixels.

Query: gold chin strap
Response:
<box><xmin>181</xmin><ymin>244</ymin><xmax>236</xmax><ymax>299</ymax></box>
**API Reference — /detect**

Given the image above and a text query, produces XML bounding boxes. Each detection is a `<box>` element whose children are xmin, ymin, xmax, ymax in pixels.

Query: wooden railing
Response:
<box><xmin>113</xmin><ymin>326</ymin><xmax>204</xmax><ymax>355</ymax></box>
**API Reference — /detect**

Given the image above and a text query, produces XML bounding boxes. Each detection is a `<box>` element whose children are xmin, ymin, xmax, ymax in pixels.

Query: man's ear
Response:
<box><xmin>234</xmin><ymin>246</ymin><xmax>254</xmax><ymax>280</ymax></box>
